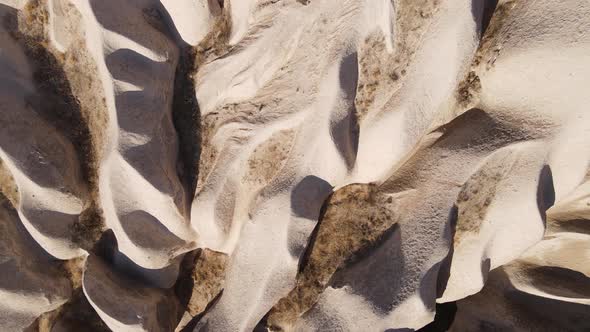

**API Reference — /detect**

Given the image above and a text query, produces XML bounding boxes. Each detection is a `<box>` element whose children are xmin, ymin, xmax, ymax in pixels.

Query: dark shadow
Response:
<box><xmin>290</xmin><ymin>175</ymin><xmax>333</xmax><ymax>221</ymax></box>
<box><xmin>526</xmin><ymin>265</ymin><xmax>590</xmax><ymax>299</ymax></box>
<box><xmin>418</xmin><ymin>205</ymin><xmax>461</xmax><ymax>330</ymax></box>
<box><xmin>174</xmin><ymin>249</ymin><xmax>201</xmax><ymax>321</ymax></box>
<box><xmin>184</xmin><ymin>290</ymin><xmax>224</xmax><ymax>332</ymax></box>
<box><xmin>536</xmin><ymin>165</ymin><xmax>555</xmax><ymax>227</ymax></box>
<box><xmin>93</xmin><ymin>229</ymin><xmax>118</xmax><ymax>263</ymax></box>
<box><xmin>331</xmin><ymin>110</ymin><xmax>359</xmax><ymax>171</ymax></box>
<box><xmin>112</xmin><ymin>244</ymin><xmax>183</xmax><ymax>289</ymax></box>
<box><xmin>172</xmin><ymin>45</ymin><xmax>201</xmax><ymax>202</ymax></box>
<box><xmin>2</xmin><ymin>2</ymin><xmax>200</xmax><ymax>330</ymax></box>
<box><xmin>119</xmin><ymin>210</ymin><xmax>185</xmax><ymax>251</ymax></box>
<box><xmin>506</xmin><ymin>280</ymin><xmax>590</xmax><ymax>331</ymax></box>
<box><xmin>31</xmin><ymin>231</ymin><xmax>118</xmax><ymax>332</ymax></box>
<box><xmin>52</xmin><ymin>287</ymin><xmax>111</xmax><ymax>332</ymax></box>
<box><xmin>329</xmin><ymin>224</ymin><xmax>403</xmax><ymax>313</ymax></box>
<box><xmin>436</xmin><ymin>205</ymin><xmax>458</xmax><ymax>298</ymax></box>
<box><xmin>1</xmin><ymin>5</ymin><xmax>94</xmax><ymax>188</ymax></box>
<box><xmin>0</xmin><ymin>98</ymin><xmax>84</xmax><ymax>191</ymax></box>
<box><xmin>344</xmin><ymin>223</ymin><xmax>401</xmax><ymax>268</ymax></box>
<box><xmin>83</xmin><ymin>233</ymin><xmax>184</xmax><ymax>331</ymax></box>
<box><xmin>295</xmin><ymin>192</ymin><xmax>329</xmax><ymax>274</ymax></box>
<box><xmin>480</xmin><ymin>258</ymin><xmax>491</xmax><ymax>286</ymax></box>
<box><xmin>93</xmin><ymin>229</ymin><xmax>182</xmax><ymax>289</ymax></box>
<box><xmin>338</xmin><ymin>52</ymin><xmax>358</xmax><ymax>107</ymax></box>
<box><xmin>330</xmin><ymin>52</ymin><xmax>359</xmax><ymax>170</ymax></box>
<box><xmin>23</xmin><ymin>208</ymin><xmax>78</xmax><ymax>239</ymax></box>
<box><xmin>416</xmin><ymin>302</ymin><xmax>458</xmax><ymax>332</ymax></box>
<box><xmin>99</xmin><ymin>0</ymin><xmax>201</xmax><ymax>213</ymax></box>
<box><xmin>1</xmin><ymin>191</ymin><xmax>87</xmax><ymax>330</ymax></box>
<box><xmin>431</xmin><ymin>108</ymin><xmax>528</xmax><ymax>151</ymax></box>
<box><xmin>253</xmin><ymin>315</ymin><xmax>270</xmax><ymax>332</ymax></box>
<box><xmin>0</xmin><ymin>193</ymin><xmax>69</xmax><ymax>287</ymax></box>
<box><xmin>385</xmin><ymin>107</ymin><xmax>530</xmax><ymax>193</ymax></box>
<box><xmin>549</xmin><ymin>218</ymin><xmax>590</xmax><ymax>234</ymax></box>
<box><xmin>89</xmin><ymin>0</ymin><xmax>178</xmax><ymax>53</ymax></box>
<box><xmin>1</xmin><ymin>4</ymin><xmax>105</xmax><ymax>252</ymax></box>
<box><xmin>471</xmin><ymin>0</ymin><xmax>499</xmax><ymax>37</ymax></box>
<box><xmin>207</xmin><ymin>0</ymin><xmax>224</xmax><ymax>12</ymax></box>
<box><xmin>119</xmin><ymin>128</ymin><xmax>181</xmax><ymax>191</ymax></box>
<box><xmin>104</xmin><ymin>48</ymin><xmax>171</xmax><ymax>86</ymax></box>
<box><xmin>481</xmin><ymin>0</ymin><xmax>499</xmax><ymax>36</ymax></box>
<box><xmin>83</xmin><ymin>252</ymin><xmax>181</xmax><ymax>329</ymax></box>
<box><xmin>290</xmin><ymin>176</ymin><xmax>333</xmax><ymax>272</ymax></box>
<box><xmin>96</xmin><ymin>1</ymin><xmax>204</xmax><ymax>325</ymax></box>
<box><xmin>107</xmin><ymin>1</ymin><xmax>204</xmax><ymax>207</ymax></box>
<box><xmin>466</xmin><ymin>267</ymin><xmax>590</xmax><ymax>331</ymax></box>
<box><xmin>419</xmin><ymin>262</ymin><xmax>443</xmax><ymax>312</ymax></box>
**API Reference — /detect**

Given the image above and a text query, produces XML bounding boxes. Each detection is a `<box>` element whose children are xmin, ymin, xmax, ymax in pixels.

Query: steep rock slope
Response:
<box><xmin>0</xmin><ymin>0</ymin><xmax>588</xmax><ymax>331</ymax></box>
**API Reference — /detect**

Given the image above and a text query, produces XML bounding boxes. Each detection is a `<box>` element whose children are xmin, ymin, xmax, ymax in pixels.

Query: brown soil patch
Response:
<box><xmin>175</xmin><ymin>249</ymin><xmax>228</xmax><ymax>326</ymax></box>
<box><xmin>0</xmin><ymin>159</ymin><xmax>18</xmax><ymax>207</ymax></box>
<box><xmin>265</xmin><ymin>183</ymin><xmax>398</xmax><ymax>330</ymax></box>
<box><xmin>355</xmin><ymin>0</ymin><xmax>441</xmax><ymax>120</ymax></box>
<box><xmin>16</xmin><ymin>0</ymin><xmax>108</xmax><ymax>249</ymax></box>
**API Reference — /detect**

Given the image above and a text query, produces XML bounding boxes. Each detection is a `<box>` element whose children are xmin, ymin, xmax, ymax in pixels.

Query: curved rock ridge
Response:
<box><xmin>0</xmin><ymin>0</ymin><xmax>588</xmax><ymax>331</ymax></box>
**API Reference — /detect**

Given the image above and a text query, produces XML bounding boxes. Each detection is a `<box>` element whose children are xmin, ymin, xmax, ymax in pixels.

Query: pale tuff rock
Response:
<box><xmin>0</xmin><ymin>0</ymin><xmax>589</xmax><ymax>331</ymax></box>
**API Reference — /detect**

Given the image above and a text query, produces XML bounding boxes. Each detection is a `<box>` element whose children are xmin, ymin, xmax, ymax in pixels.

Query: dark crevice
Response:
<box><xmin>536</xmin><ymin>165</ymin><xmax>555</xmax><ymax>228</ymax></box>
<box><xmin>181</xmin><ymin>290</ymin><xmax>224</xmax><ymax>332</ymax></box>
<box><xmin>254</xmin><ymin>314</ymin><xmax>270</xmax><ymax>332</ymax></box>
<box><xmin>480</xmin><ymin>258</ymin><xmax>491</xmax><ymax>285</ymax></box>
<box><xmin>471</xmin><ymin>0</ymin><xmax>499</xmax><ymax>38</ymax></box>
<box><xmin>175</xmin><ymin>249</ymin><xmax>202</xmax><ymax>318</ymax></box>
<box><xmin>296</xmin><ymin>188</ymin><xmax>333</xmax><ymax>274</ymax></box>
<box><xmin>424</xmin><ymin>207</ymin><xmax>460</xmax><ymax>331</ymax></box>
<box><xmin>549</xmin><ymin>219</ymin><xmax>590</xmax><ymax>234</ymax></box>
<box><xmin>92</xmin><ymin>229</ymin><xmax>118</xmax><ymax>263</ymax></box>
<box><xmin>173</xmin><ymin>247</ymin><xmax>228</xmax><ymax>331</ymax></box>
<box><xmin>436</xmin><ymin>205</ymin><xmax>458</xmax><ymax>298</ymax></box>
<box><xmin>212</xmin><ymin>0</ymin><xmax>224</xmax><ymax>10</ymax></box>
<box><xmin>480</xmin><ymin>0</ymin><xmax>499</xmax><ymax>37</ymax></box>
<box><xmin>172</xmin><ymin>46</ymin><xmax>201</xmax><ymax>204</ymax></box>
<box><xmin>142</xmin><ymin>2</ymin><xmax>203</xmax><ymax>206</ymax></box>
<box><xmin>416</xmin><ymin>302</ymin><xmax>458</xmax><ymax>332</ymax></box>
<box><xmin>141</xmin><ymin>5</ymin><xmax>231</xmax><ymax>332</ymax></box>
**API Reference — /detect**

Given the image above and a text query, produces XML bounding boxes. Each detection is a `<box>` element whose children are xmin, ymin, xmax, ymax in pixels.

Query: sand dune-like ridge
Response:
<box><xmin>0</xmin><ymin>0</ymin><xmax>589</xmax><ymax>331</ymax></box>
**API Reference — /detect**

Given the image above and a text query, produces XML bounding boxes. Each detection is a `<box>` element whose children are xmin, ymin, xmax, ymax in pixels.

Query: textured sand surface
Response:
<box><xmin>0</xmin><ymin>0</ymin><xmax>589</xmax><ymax>331</ymax></box>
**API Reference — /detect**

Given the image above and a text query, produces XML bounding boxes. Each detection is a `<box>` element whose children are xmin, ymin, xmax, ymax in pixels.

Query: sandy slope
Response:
<box><xmin>0</xmin><ymin>0</ymin><xmax>589</xmax><ymax>331</ymax></box>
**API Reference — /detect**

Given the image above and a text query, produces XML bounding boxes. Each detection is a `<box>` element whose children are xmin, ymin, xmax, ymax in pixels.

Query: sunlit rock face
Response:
<box><xmin>0</xmin><ymin>0</ymin><xmax>589</xmax><ymax>331</ymax></box>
